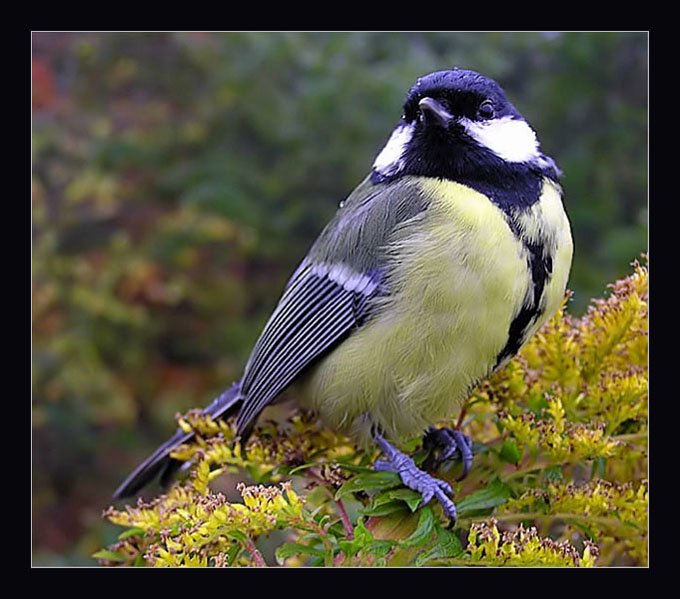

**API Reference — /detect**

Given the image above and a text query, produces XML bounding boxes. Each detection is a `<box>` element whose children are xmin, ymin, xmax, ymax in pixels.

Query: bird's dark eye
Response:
<box><xmin>478</xmin><ymin>100</ymin><xmax>495</xmax><ymax>120</ymax></box>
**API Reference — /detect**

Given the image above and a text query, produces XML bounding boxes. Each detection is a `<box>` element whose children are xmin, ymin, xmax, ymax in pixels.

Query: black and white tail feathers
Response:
<box><xmin>112</xmin><ymin>383</ymin><xmax>243</xmax><ymax>500</ymax></box>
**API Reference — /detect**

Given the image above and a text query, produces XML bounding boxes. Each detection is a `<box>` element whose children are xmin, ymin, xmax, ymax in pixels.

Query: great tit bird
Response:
<box><xmin>113</xmin><ymin>68</ymin><xmax>573</xmax><ymax>522</ymax></box>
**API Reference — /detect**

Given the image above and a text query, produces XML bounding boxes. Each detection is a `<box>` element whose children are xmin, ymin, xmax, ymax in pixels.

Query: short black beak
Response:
<box><xmin>418</xmin><ymin>97</ymin><xmax>454</xmax><ymax>128</ymax></box>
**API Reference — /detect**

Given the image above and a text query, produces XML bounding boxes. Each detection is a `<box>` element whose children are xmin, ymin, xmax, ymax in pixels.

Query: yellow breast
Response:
<box><xmin>299</xmin><ymin>176</ymin><xmax>572</xmax><ymax>446</ymax></box>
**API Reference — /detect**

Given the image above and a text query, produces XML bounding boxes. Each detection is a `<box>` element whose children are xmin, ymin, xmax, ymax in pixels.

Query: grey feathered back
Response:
<box><xmin>304</xmin><ymin>176</ymin><xmax>430</xmax><ymax>275</ymax></box>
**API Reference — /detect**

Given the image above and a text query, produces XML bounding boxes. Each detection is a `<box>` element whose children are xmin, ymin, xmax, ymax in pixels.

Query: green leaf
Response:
<box><xmin>225</xmin><ymin>542</ymin><xmax>241</xmax><ymax>566</ymax></box>
<box><xmin>499</xmin><ymin>439</ymin><xmax>522</xmax><ymax>465</ymax></box>
<box><xmin>283</xmin><ymin>460</ymin><xmax>375</xmax><ymax>477</ymax></box>
<box><xmin>117</xmin><ymin>527</ymin><xmax>146</xmax><ymax>540</ymax></box>
<box><xmin>225</xmin><ymin>529</ymin><xmax>248</xmax><ymax>544</ymax></box>
<box><xmin>275</xmin><ymin>543</ymin><xmax>330</xmax><ymax>565</ymax></box>
<box><xmin>353</xmin><ymin>517</ymin><xmax>374</xmax><ymax>544</ymax></box>
<box><xmin>400</xmin><ymin>505</ymin><xmax>436</xmax><ymax>548</ymax></box>
<box><xmin>314</xmin><ymin>512</ymin><xmax>333</xmax><ymax>528</ymax></box>
<box><xmin>364</xmin><ymin>539</ymin><xmax>396</xmax><ymax>559</ymax></box>
<box><xmin>456</xmin><ymin>479</ymin><xmax>511</xmax><ymax>519</ymax></box>
<box><xmin>542</xmin><ymin>465</ymin><xmax>564</xmax><ymax>484</ymax></box>
<box><xmin>338</xmin><ymin>517</ymin><xmax>374</xmax><ymax>559</ymax></box>
<box><xmin>404</xmin><ymin>495</ymin><xmax>424</xmax><ymax>512</ymax></box>
<box><xmin>366</xmin><ymin>487</ymin><xmax>423</xmax><ymax>515</ymax></box>
<box><xmin>308</xmin><ymin>556</ymin><xmax>326</xmax><ymax>567</ymax></box>
<box><xmin>335</xmin><ymin>463</ymin><xmax>382</xmax><ymax>474</ymax></box>
<box><xmin>593</xmin><ymin>457</ymin><xmax>608</xmax><ymax>479</ymax></box>
<box><xmin>92</xmin><ymin>549</ymin><xmax>128</xmax><ymax>562</ymax></box>
<box><xmin>335</xmin><ymin>471</ymin><xmax>401</xmax><ymax>500</ymax></box>
<box><xmin>133</xmin><ymin>554</ymin><xmax>146</xmax><ymax>567</ymax></box>
<box><xmin>359</xmin><ymin>500</ymin><xmax>409</xmax><ymax>517</ymax></box>
<box><xmin>527</xmin><ymin>393</ymin><xmax>550</xmax><ymax>416</ymax></box>
<box><xmin>415</xmin><ymin>525</ymin><xmax>464</xmax><ymax>566</ymax></box>
<box><xmin>382</xmin><ymin>488</ymin><xmax>424</xmax><ymax>512</ymax></box>
<box><xmin>285</xmin><ymin>462</ymin><xmax>319</xmax><ymax>476</ymax></box>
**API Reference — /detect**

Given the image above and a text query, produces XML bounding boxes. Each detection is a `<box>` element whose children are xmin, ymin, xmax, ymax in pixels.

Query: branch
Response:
<box><xmin>242</xmin><ymin>537</ymin><xmax>267</xmax><ymax>567</ymax></box>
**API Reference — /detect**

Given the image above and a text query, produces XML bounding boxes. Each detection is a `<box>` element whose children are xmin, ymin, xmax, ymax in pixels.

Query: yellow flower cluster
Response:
<box><xmin>499</xmin><ymin>397</ymin><xmax>623</xmax><ymax>462</ymax></box>
<box><xmin>521</xmin><ymin>259</ymin><xmax>647</xmax><ymax>389</ymax></box>
<box><xmin>169</xmin><ymin>408</ymin><xmax>358</xmax><ymax>483</ymax></box>
<box><xmin>467</xmin><ymin>519</ymin><xmax>598</xmax><ymax>567</ymax></box>
<box><xmin>500</xmin><ymin>479</ymin><xmax>648</xmax><ymax>566</ymax></box>
<box><xmin>102</xmin><ymin>475</ymin><xmax>303</xmax><ymax>567</ymax></box>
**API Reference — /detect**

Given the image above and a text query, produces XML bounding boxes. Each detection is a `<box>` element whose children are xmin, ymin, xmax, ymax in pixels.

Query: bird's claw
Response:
<box><xmin>374</xmin><ymin>437</ymin><xmax>457</xmax><ymax>522</ymax></box>
<box><xmin>424</xmin><ymin>427</ymin><xmax>474</xmax><ymax>482</ymax></box>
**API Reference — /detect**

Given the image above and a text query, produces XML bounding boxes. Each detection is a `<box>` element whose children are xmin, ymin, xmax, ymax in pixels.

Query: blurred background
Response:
<box><xmin>32</xmin><ymin>32</ymin><xmax>648</xmax><ymax>566</ymax></box>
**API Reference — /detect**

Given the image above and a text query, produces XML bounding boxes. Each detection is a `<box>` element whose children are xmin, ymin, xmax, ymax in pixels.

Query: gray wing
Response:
<box><xmin>235</xmin><ymin>262</ymin><xmax>378</xmax><ymax>436</ymax></box>
<box><xmin>235</xmin><ymin>175</ymin><xmax>429</xmax><ymax>438</ymax></box>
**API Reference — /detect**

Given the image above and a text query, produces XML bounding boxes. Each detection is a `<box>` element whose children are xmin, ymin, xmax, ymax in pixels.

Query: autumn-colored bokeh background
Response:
<box><xmin>32</xmin><ymin>32</ymin><xmax>647</xmax><ymax>566</ymax></box>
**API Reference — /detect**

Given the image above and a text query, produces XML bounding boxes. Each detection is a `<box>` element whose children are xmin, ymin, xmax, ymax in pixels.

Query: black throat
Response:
<box><xmin>370</xmin><ymin>123</ymin><xmax>559</xmax><ymax>213</ymax></box>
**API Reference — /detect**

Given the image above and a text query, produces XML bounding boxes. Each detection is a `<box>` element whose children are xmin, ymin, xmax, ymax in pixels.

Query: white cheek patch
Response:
<box><xmin>372</xmin><ymin>122</ymin><xmax>414</xmax><ymax>177</ymax></box>
<box><xmin>460</xmin><ymin>116</ymin><xmax>540</xmax><ymax>163</ymax></box>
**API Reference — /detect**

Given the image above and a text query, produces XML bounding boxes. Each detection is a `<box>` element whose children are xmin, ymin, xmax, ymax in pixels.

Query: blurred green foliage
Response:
<box><xmin>31</xmin><ymin>32</ymin><xmax>647</xmax><ymax>566</ymax></box>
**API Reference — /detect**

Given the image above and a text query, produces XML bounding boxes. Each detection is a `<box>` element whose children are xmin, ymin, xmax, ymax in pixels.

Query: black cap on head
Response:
<box><xmin>402</xmin><ymin>68</ymin><xmax>521</xmax><ymax>123</ymax></box>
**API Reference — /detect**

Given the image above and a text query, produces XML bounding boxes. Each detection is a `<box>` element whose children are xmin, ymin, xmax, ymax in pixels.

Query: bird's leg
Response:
<box><xmin>423</xmin><ymin>427</ymin><xmax>474</xmax><ymax>482</ymax></box>
<box><xmin>372</xmin><ymin>428</ymin><xmax>457</xmax><ymax>523</ymax></box>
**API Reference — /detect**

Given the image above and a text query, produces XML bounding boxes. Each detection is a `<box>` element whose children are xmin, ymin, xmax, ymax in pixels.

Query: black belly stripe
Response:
<box><xmin>494</xmin><ymin>206</ymin><xmax>553</xmax><ymax>368</ymax></box>
<box><xmin>494</xmin><ymin>229</ymin><xmax>552</xmax><ymax>368</ymax></box>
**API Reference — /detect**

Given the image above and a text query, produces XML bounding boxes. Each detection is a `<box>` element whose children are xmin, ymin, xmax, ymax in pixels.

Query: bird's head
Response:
<box><xmin>372</xmin><ymin>68</ymin><xmax>559</xmax><ymax>183</ymax></box>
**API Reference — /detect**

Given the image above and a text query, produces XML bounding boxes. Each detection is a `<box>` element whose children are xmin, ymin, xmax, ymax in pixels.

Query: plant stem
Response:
<box><xmin>500</xmin><ymin>460</ymin><xmax>554</xmax><ymax>482</ymax></box>
<box><xmin>242</xmin><ymin>537</ymin><xmax>266</xmax><ymax>567</ymax></box>
<box><xmin>296</xmin><ymin>516</ymin><xmax>337</xmax><ymax>567</ymax></box>
<box><xmin>613</xmin><ymin>432</ymin><xmax>648</xmax><ymax>443</ymax></box>
<box><xmin>334</xmin><ymin>497</ymin><xmax>355</xmax><ymax>540</ymax></box>
<box><xmin>307</xmin><ymin>468</ymin><xmax>355</xmax><ymax>539</ymax></box>
<box><xmin>455</xmin><ymin>406</ymin><xmax>468</xmax><ymax>430</ymax></box>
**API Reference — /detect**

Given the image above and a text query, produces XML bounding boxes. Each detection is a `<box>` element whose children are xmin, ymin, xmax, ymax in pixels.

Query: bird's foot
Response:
<box><xmin>423</xmin><ymin>427</ymin><xmax>474</xmax><ymax>482</ymax></box>
<box><xmin>373</xmin><ymin>431</ymin><xmax>457</xmax><ymax>523</ymax></box>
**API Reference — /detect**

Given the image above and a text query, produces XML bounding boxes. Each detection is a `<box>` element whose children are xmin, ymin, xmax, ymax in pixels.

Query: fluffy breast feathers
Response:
<box><xmin>298</xmin><ymin>176</ymin><xmax>572</xmax><ymax>446</ymax></box>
